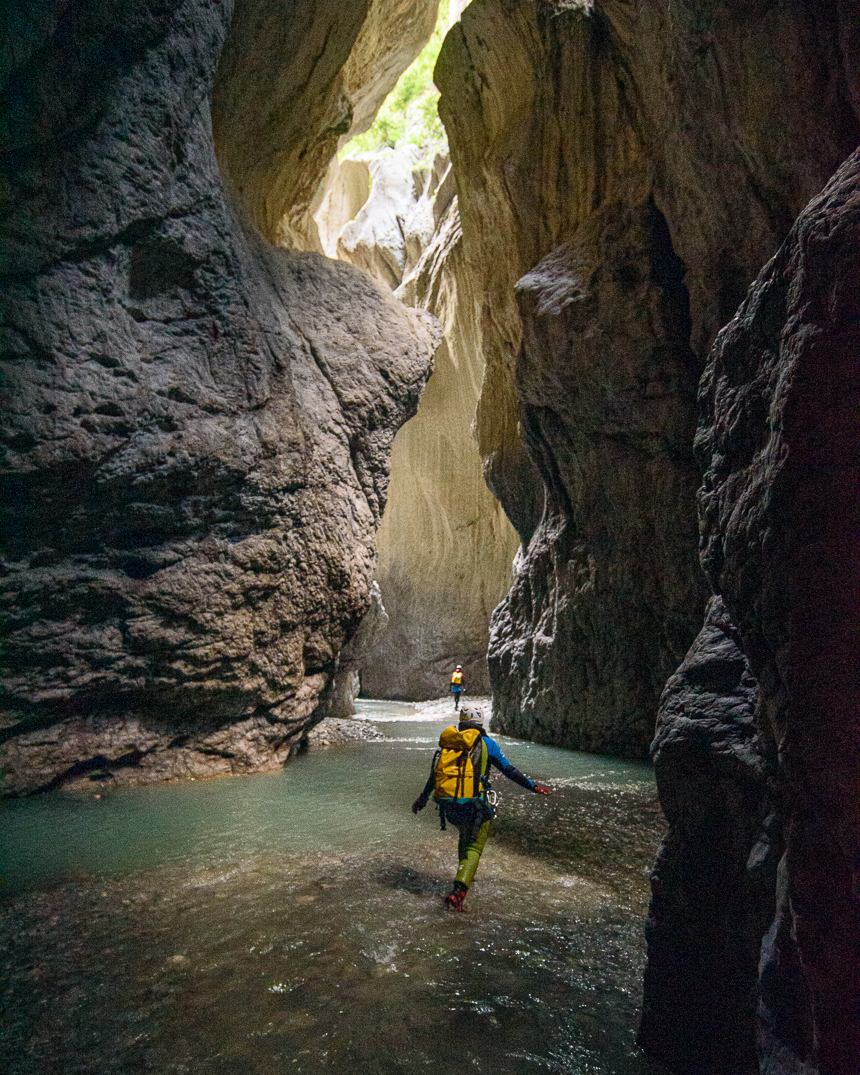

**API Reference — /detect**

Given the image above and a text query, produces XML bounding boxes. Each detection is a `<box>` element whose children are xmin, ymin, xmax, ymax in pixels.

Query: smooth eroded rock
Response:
<box><xmin>361</xmin><ymin>197</ymin><xmax>520</xmax><ymax>700</ymax></box>
<box><xmin>211</xmin><ymin>0</ymin><xmax>440</xmax><ymax>249</ymax></box>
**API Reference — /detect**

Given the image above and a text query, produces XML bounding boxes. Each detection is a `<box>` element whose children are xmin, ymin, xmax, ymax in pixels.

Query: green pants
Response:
<box><xmin>455</xmin><ymin>818</ymin><xmax>490</xmax><ymax>887</ymax></box>
<box><xmin>442</xmin><ymin>804</ymin><xmax>490</xmax><ymax>885</ymax></box>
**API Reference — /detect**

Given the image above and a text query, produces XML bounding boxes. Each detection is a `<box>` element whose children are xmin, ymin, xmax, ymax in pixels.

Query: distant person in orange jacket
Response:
<box><xmin>450</xmin><ymin>665</ymin><xmax>464</xmax><ymax>710</ymax></box>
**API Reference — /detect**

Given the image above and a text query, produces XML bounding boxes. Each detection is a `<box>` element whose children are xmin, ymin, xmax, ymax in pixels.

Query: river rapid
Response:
<box><xmin>1</xmin><ymin>701</ymin><xmax>666</xmax><ymax>1075</ymax></box>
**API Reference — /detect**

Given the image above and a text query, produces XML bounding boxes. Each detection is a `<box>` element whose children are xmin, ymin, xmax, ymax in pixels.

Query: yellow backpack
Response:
<box><xmin>433</xmin><ymin>726</ymin><xmax>488</xmax><ymax>801</ymax></box>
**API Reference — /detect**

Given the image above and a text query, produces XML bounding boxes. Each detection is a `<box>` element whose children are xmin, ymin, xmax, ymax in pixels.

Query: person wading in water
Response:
<box><xmin>450</xmin><ymin>665</ymin><xmax>464</xmax><ymax>710</ymax></box>
<box><xmin>412</xmin><ymin>706</ymin><xmax>551</xmax><ymax>910</ymax></box>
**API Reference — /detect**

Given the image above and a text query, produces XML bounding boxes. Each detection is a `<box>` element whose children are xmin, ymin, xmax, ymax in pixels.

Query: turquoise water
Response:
<box><xmin>1</xmin><ymin>702</ymin><xmax>665</xmax><ymax>1074</ymax></box>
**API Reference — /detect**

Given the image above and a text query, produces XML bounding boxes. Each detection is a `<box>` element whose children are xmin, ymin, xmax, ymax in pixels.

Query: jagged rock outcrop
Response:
<box><xmin>0</xmin><ymin>0</ymin><xmax>440</xmax><ymax>794</ymax></box>
<box><xmin>641</xmin><ymin>152</ymin><xmax>860</xmax><ymax>1075</ymax></box>
<box><xmin>361</xmin><ymin>195</ymin><xmax>520</xmax><ymax>699</ymax></box>
<box><xmin>640</xmin><ymin>597</ymin><xmax>777</xmax><ymax>1074</ymax></box>
<box><xmin>435</xmin><ymin>0</ymin><xmax>859</xmax><ymax>755</ymax></box>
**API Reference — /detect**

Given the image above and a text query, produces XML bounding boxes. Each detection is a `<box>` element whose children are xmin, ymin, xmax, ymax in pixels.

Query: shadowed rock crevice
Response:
<box><xmin>639</xmin><ymin>596</ymin><xmax>778</xmax><ymax>1075</ymax></box>
<box><xmin>487</xmin><ymin>198</ymin><xmax>705</xmax><ymax>756</ymax></box>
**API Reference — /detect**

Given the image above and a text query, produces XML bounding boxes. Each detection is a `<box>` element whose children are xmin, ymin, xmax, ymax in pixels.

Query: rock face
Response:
<box><xmin>211</xmin><ymin>0</ymin><xmax>440</xmax><ymax>250</ymax></box>
<box><xmin>337</xmin><ymin>145</ymin><xmax>438</xmax><ymax>289</ymax></box>
<box><xmin>435</xmin><ymin>0</ymin><xmax>859</xmax><ymax>755</ymax></box>
<box><xmin>0</xmin><ymin>0</ymin><xmax>440</xmax><ymax>794</ymax></box>
<box><xmin>316</xmin><ymin>158</ymin><xmax>372</xmax><ymax>259</ymax></box>
<box><xmin>641</xmin><ymin>153</ymin><xmax>860</xmax><ymax>1075</ymax></box>
<box><xmin>361</xmin><ymin>196</ymin><xmax>521</xmax><ymax>699</ymax></box>
<box><xmin>640</xmin><ymin>597</ymin><xmax>776</xmax><ymax>1074</ymax></box>
<box><xmin>320</xmin><ymin>140</ymin><xmax>520</xmax><ymax>701</ymax></box>
<box><xmin>323</xmin><ymin>581</ymin><xmax>389</xmax><ymax>718</ymax></box>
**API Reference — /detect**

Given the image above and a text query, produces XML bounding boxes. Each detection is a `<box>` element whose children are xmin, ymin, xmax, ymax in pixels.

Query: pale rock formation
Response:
<box><xmin>0</xmin><ymin>0</ymin><xmax>440</xmax><ymax>794</ymax></box>
<box><xmin>337</xmin><ymin>146</ymin><xmax>447</xmax><ymax>290</ymax></box>
<box><xmin>362</xmin><ymin>197</ymin><xmax>520</xmax><ymax>699</ymax></box>
<box><xmin>316</xmin><ymin>158</ymin><xmax>372</xmax><ymax>259</ymax></box>
<box><xmin>435</xmin><ymin>0</ymin><xmax>860</xmax><ymax>755</ymax></box>
<box><xmin>338</xmin><ymin>146</ymin><xmax>425</xmax><ymax>288</ymax></box>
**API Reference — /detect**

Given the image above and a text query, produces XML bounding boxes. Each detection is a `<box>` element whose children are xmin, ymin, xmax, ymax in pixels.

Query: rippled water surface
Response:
<box><xmin>1</xmin><ymin>701</ymin><xmax>666</xmax><ymax>1074</ymax></box>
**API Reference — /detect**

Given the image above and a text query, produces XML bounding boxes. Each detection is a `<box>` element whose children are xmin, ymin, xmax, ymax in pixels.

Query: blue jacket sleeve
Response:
<box><xmin>484</xmin><ymin>736</ymin><xmax>535</xmax><ymax>790</ymax></box>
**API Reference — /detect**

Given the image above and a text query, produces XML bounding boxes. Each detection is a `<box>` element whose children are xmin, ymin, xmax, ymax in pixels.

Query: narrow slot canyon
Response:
<box><xmin>1</xmin><ymin>3</ymin><xmax>858</xmax><ymax>1075</ymax></box>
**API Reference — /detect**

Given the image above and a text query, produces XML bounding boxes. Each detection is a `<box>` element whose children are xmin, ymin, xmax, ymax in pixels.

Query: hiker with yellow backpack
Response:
<box><xmin>411</xmin><ymin>706</ymin><xmax>550</xmax><ymax>910</ymax></box>
<box><xmin>450</xmin><ymin>665</ymin><xmax>464</xmax><ymax>710</ymax></box>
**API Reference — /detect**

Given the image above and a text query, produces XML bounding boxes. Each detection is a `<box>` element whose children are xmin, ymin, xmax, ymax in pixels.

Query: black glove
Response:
<box><xmin>533</xmin><ymin>784</ymin><xmax>550</xmax><ymax>796</ymax></box>
<box><xmin>412</xmin><ymin>797</ymin><xmax>427</xmax><ymax>814</ymax></box>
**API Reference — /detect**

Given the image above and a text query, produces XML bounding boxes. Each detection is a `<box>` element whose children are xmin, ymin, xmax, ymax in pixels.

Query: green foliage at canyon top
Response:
<box><xmin>345</xmin><ymin>1</ymin><xmax>449</xmax><ymax>158</ymax></box>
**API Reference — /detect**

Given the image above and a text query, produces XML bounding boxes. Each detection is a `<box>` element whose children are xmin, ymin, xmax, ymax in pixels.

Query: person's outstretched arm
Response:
<box><xmin>485</xmin><ymin>737</ymin><xmax>550</xmax><ymax>794</ymax></box>
<box><xmin>412</xmin><ymin>751</ymin><xmax>439</xmax><ymax>812</ymax></box>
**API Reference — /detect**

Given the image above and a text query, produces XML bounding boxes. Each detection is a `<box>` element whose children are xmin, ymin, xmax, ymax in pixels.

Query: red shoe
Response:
<box><xmin>444</xmin><ymin>888</ymin><xmax>466</xmax><ymax>911</ymax></box>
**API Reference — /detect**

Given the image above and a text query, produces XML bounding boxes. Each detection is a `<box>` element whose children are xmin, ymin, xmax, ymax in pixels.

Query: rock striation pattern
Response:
<box><xmin>319</xmin><ymin>143</ymin><xmax>520</xmax><ymax>701</ymax></box>
<box><xmin>0</xmin><ymin>0</ymin><xmax>440</xmax><ymax>794</ymax></box>
<box><xmin>361</xmin><ymin>193</ymin><xmax>521</xmax><ymax>699</ymax></box>
<box><xmin>641</xmin><ymin>152</ymin><xmax>860</xmax><ymax>1075</ymax></box>
<box><xmin>435</xmin><ymin>0</ymin><xmax>859</xmax><ymax>755</ymax></box>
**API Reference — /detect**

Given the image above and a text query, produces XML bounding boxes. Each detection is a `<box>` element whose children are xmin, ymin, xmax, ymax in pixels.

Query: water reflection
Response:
<box><xmin>1</xmin><ymin>705</ymin><xmax>665</xmax><ymax>1075</ymax></box>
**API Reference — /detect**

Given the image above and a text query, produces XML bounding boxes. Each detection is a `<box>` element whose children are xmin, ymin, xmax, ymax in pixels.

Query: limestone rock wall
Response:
<box><xmin>640</xmin><ymin>596</ymin><xmax>777</xmax><ymax>1074</ymax></box>
<box><xmin>319</xmin><ymin>139</ymin><xmax>520</xmax><ymax>701</ymax></box>
<box><xmin>336</xmin><ymin>146</ymin><xmax>440</xmax><ymax>290</ymax></box>
<box><xmin>361</xmin><ymin>197</ymin><xmax>521</xmax><ymax>699</ymax></box>
<box><xmin>211</xmin><ymin>0</ymin><xmax>440</xmax><ymax>250</ymax></box>
<box><xmin>0</xmin><ymin>0</ymin><xmax>440</xmax><ymax>794</ymax></box>
<box><xmin>316</xmin><ymin>158</ymin><xmax>372</xmax><ymax>259</ymax></box>
<box><xmin>435</xmin><ymin>0</ymin><xmax>859</xmax><ymax>755</ymax></box>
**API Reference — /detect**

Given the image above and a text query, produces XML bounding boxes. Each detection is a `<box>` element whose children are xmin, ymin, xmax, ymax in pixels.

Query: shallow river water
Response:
<box><xmin>1</xmin><ymin>701</ymin><xmax>666</xmax><ymax>1075</ymax></box>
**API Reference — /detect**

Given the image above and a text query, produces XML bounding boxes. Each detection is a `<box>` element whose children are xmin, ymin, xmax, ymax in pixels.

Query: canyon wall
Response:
<box><xmin>320</xmin><ymin>145</ymin><xmax>520</xmax><ymax>700</ymax></box>
<box><xmin>212</xmin><ymin>0</ymin><xmax>440</xmax><ymax>250</ymax></box>
<box><xmin>362</xmin><ymin>194</ymin><xmax>521</xmax><ymax>699</ymax></box>
<box><xmin>642</xmin><ymin>153</ymin><xmax>860</xmax><ymax>1075</ymax></box>
<box><xmin>435</xmin><ymin>0</ymin><xmax>859</xmax><ymax>755</ymax></box>
<box><xmin>0</xmin><ymin>0</ymin><xmax>440</xmax><ymax>794</ymax></box>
